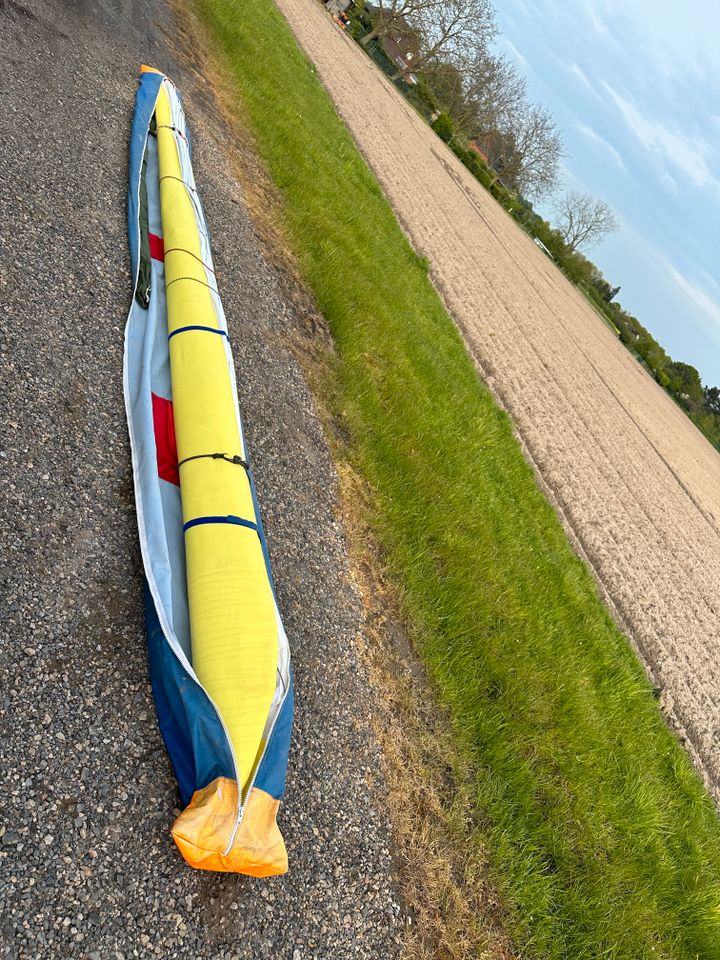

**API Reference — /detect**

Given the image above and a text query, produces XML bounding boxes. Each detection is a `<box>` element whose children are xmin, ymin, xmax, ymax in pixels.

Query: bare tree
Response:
<box><xmin>371</xmin><ymin>0</ymin><xmax>496</xmax><ymax>81</ymax></box>
<box><xmin>553</xmin><ymin>191</ymin><xmax>619</xmax><ymax>251</ymax></box>
<box><xmin>496</xmin><ymin>102</ymin><xmax>564</xmax><ymax>198</ymax></box>
<box><xmin>359</xmin><ymin>0</ymin><xmax>437</xmax><ymax>48</ymax></box>
<box><xmin>420</xmin><ymin>57</ymin><xmax>467</xmax><ymax>119</ymax></box>
<box><xmin>361</xmin><ymin>1</ymin><xmax>561</xmax><ymax>198</ymax></box>
<box><xmin>465</xmin><ymin>52</ymin><xmax>527</xmax><ymax>138</ymax></box>
<box><xmin>423</xmin><ymin>51</ymin><xmax>527</xmax><ymax>139</ymax></box>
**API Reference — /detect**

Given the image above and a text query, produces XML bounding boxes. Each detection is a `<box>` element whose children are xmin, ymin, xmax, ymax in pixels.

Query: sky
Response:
<box><xmin>494</xmin><ymin>0</ymin><xmax>720</xmax><ymax>386</ymax></box>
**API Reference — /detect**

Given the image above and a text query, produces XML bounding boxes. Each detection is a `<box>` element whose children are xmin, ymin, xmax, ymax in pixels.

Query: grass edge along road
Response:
<box><xmin>191</xmin><ymin>0</ymin><xmax>720</xmax><ymax>956</ymax></box>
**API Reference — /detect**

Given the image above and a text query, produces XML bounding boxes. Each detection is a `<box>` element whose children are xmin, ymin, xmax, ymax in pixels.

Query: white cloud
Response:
<box><xmin>576</xmin><ymin>122</ymin><xmax>627</xmax><ymax>171</ymax></box>
<box><xmin>635</xmin><ymin>229</ymin><xmax>720</xmax><ymax>343</ymax></box>
<box><xmin>574</xmin><ymin>2</ymin><xmax>623</xmax><ymax>50</ymax></box>
<box><xmin>566</xmin><ymin>61</ymin><xmax>593</xmax><ymax>91</ymax></box>
<box><xmin>586</xmin><ymin>6</ymin><xmax>611</xmax><ymax>39</ymax></box>
<box><xmin>498</xmin><ymin>36</ymin><xmax>531</xmax><ymax>73</ymax></box>
<box><xmin>697</xmin><ymin>268</ymin><xmax>720</xmax><ymax>302</ymax></box>
<box><xmin>505</xmin><ymin>0</ymin><xmax>532</xmax><ymax>18</ymax></box>
<box><xmin>601</xmin><ymin>83</ymin><xmax>719</xmax><ymax>190</ymax></box>
<box><xmin>553</xmin><ymin>57</ymin><xmax>604</xmax><ymax>99</ymax></box>
<box><xmin>667</xmin><ymin>265</ymin><xmax>720</xmax><ymax>336</ymax></box>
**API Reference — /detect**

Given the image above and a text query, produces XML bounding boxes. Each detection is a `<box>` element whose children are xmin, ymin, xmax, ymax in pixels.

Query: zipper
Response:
<box><xmin>223</xmin><ymin>676</ymin><xmax>289</xmax><ymax>855</ymax></box>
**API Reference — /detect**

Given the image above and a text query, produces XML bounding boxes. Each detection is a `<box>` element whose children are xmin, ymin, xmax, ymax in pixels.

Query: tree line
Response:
<box><xmin>352</xmin><ymin>0</ymin><xmax>565</xmax><ymax>198</ymax></box>
<box><xmin>341</xmin><ymin>0</ymin><xmax>720</xmax><ymax>451</ymax></box>
<box><xmin>348</xmin><ymin>0</ymin><xmax>617</xmax><ymax>243</ymax></box>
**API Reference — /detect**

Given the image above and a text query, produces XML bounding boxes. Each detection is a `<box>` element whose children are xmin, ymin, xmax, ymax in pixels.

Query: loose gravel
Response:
<box><xmin>0</xmin><ymin>1</ymin><xmax>404</xmax><ymax>957</ymax></box>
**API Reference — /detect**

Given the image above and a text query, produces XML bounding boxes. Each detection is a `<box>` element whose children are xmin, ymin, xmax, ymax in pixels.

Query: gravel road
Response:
<box><xmin>0</xmin><ymin>1</ymin><xmax>404</xmax><ymax>957</ymax></box>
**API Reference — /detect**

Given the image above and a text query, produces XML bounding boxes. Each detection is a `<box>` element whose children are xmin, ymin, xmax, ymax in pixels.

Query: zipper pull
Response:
<box><xmin>222</xmin><ymin>800</ymin><xmax>245</xmax><ymax>857</ymax></box>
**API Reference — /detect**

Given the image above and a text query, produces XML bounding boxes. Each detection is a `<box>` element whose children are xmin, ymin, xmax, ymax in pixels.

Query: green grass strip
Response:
<box><xmin>193</xmin><ymin>1</ymin><xmax>720</xmax><ymax>955</ymax></box>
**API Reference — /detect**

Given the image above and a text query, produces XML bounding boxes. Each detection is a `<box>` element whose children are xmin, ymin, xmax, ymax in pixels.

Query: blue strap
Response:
<box><xmin>183</xmin><ymin>515</ymin><xmax>258</xmax><ymax>534</ymax></box>
<box><xmin>168</xmin><ymin>325</ymin><xmax>228</xmax><ymax>341</ymax></box>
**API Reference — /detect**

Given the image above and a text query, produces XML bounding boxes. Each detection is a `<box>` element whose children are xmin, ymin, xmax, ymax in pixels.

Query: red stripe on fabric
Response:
<box><xmin>149</xmin><ymin>233</ymin><xmax>165</xmax><ymax>262</ymax></box>
<box><xmin>151</xmin><ymin>393</ymin><xmax>179</xmax><ymax>486</ymax></box>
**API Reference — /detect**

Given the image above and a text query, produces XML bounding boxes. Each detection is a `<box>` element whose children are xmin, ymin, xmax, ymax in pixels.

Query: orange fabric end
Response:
<box><xmin>171</xmin><ymin>779</ymin><xmax>288</xmax><ymax>876</ymax></box>
<box><xmin>140</xmin><ymin>64</ymin><xmax>164</xmax><ymax>75</ymax></box>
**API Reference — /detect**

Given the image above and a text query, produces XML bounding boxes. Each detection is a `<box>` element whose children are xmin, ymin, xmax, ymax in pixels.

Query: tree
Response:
<box><xmin>704</xmin><ymin>385</ymin><xmax>720</xmax><ymax>416</ymax></box>
<box><xmin>495</xmin><ymin>102</ymin><xmax>564</xmax><ymax>198</ymax></box>
<box><xmin>360</xmin><ymin>2</ymin><xmax>558</xmax><ymax>197</ymax></box>
<box><xmin>553</xmin><ymin>191</ymin><xmax>619</xmax><ymax>252</ymax></box>
<box><xmin>360</xmin><ymin>0</ymin><xmax>440</xmax><ymax>48</ymax></box>
<box><xmin>383</xmin><ymin>0</ymin><xmax>497</xmax><ymax>80</ymax></box>
<box><xmin>431</xmin><ymin>112</ymin><xmax>454</xmax><ymax>142</ymax></box>
<box><xmin>465</xmin><ymin>52</ymin><xmax>527</xmax><ymax>139</ymax></box>
<box><xmin>420</xmin><ymin>58</ymin><xmax>467</xmax><ymax>121</ymax></box>
<box><xmin>668</xmin><ymin>361</ymin><xmax>704</xmax><ymax>407</ymax></box>
<box><xmin>422</xmin><ymin>50</ymin><xmax>527</xmax><ymax>141</ymax></box>
<box><xmin>590</xmin><ymin>270</ymin><xmax>621</xmax><ymax>303</ymax></box>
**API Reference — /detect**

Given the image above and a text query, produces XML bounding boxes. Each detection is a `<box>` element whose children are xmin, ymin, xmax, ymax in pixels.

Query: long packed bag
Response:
<box><xmin>124</xmin><ymin>66</ymin><xmax>293</xmax><ymax>876</ymax></box>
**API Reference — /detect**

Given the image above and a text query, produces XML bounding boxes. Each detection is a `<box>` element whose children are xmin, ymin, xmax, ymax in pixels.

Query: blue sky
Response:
<box><xmin>495</xmin><ymin>0</ymin><xmax>720</xmax><ymax>385</ymax></box>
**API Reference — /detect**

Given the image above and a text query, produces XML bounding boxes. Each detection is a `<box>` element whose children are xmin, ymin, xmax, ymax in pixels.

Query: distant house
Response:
<box><xmin>468</xmin><ymin>140</ymin><xmax>490</xmax><ymax>164</ymax></box>
<box><xmin>470</xmin><ymin>132</ymin><xmax>505</xmax><ymax>168</ymax></box>
<box><xmin>469</xmin><ymin>133</ymin><xmax>512</xmax><ymax>189</ymax></box>
<box><xmin>380</xmin><ymin>22</ymin><xmax>420</xmax><ymax>82</ymax></box>
<box><xmin>325</xmin><ymin>0</ymin><xmax>351</xmax><ymax>14</ymax></box>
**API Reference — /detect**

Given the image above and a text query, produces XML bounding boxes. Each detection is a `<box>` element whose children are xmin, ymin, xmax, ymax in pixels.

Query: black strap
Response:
<box><xmin>165</xmin><ymin>275</ymin><xmax>218</xmax><ymax>293</ymax></box>
<box><xmin>178</xmin><ymin>452</ymin><xmax>250</xmax><ymax>470</ymax></box>
<box><xmin>156</xmin><ymin>123</ymin><xmax>187</xmax><ymax>141</ymax></box>
<box><xmin>164</xmin><ymin>246</ymin><xmax>216</xmax><ymax>274</ymax></box>
<box><xmin>159</xmin><ymin>174</ymin><xmax>197</xmax><ymax>194</ymax></box>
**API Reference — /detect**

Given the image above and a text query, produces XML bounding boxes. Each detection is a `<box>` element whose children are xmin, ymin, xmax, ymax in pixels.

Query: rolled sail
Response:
<box><xmin>124</xmin><ymin>67</ymin><xmax>293</xmax><ymax>876</ymax></box>
<box><xmin>155</xmin><ymin>83</ymin><xmax>278</xmax><ymax>797</ymax></box>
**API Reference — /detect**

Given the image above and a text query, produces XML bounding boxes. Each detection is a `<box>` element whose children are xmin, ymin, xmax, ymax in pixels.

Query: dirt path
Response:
<box><xmin>275</xmin><ymin>0</ymin><xmax>720</xmax><ymax>797</ymax></box>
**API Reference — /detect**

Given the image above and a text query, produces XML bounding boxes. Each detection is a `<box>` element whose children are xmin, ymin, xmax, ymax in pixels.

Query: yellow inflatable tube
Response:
<box><xmin>154</xmin><ymin>85</ymin><xmax>278</xmax><ymax>799</ymax></box>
